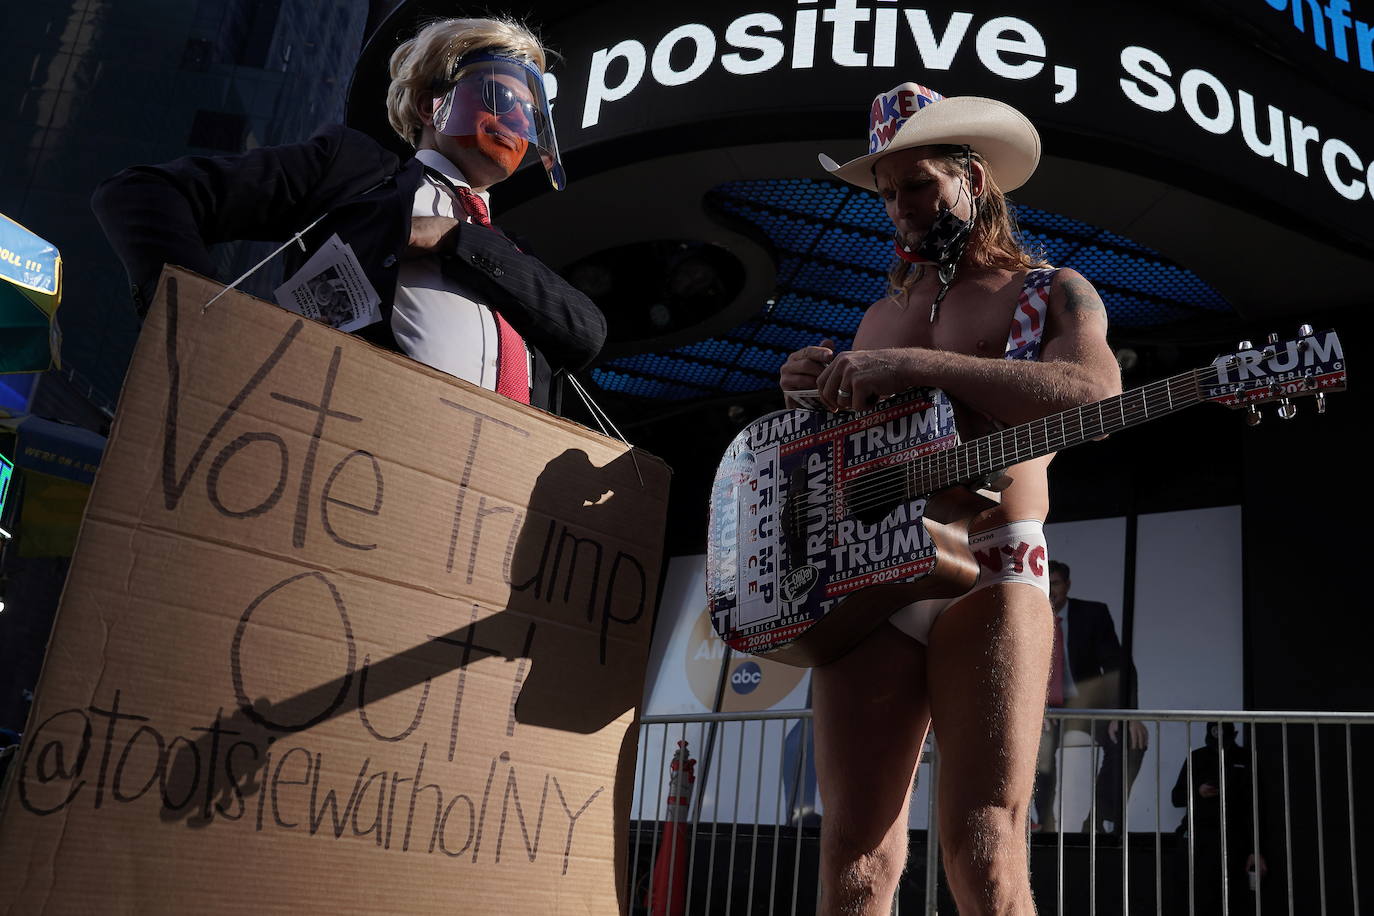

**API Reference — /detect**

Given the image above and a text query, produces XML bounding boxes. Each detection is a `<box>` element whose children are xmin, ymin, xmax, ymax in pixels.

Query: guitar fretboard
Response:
<box><xmin>902</xmin><ymin>368</ymin><xmax>1205</xmax><ymax>500</ymax></box>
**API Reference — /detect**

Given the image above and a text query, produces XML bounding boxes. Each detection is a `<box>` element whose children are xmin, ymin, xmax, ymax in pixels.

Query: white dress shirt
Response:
<box><xmin>390</xmin><ymin>149</ymin><xmax>530</xmax><ymax>396</ymax></box>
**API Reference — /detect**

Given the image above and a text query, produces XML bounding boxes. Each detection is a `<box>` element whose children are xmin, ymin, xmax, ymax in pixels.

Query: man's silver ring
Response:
<box><xmin>836</xmin><ymin>387</ymin><xmax>851</xmax><ymax>399</ymax></box>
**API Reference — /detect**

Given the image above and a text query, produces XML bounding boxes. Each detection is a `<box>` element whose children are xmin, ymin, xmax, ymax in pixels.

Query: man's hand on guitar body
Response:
<box><xmin>815</xmin><ymin>347</ymin><xmax>926</xmax><ymax>412</ymax></box>
<box><xmin>781</xmin><ymin>339</ymin><xmax>930</xmax><ymax>414</ymax></box>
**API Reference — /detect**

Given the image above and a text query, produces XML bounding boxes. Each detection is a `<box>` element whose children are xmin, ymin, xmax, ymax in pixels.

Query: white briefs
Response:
<box><xmin>887</xmin><ymin>519</ymin><xmax>1050</xmax><ymax>644</ymax></box>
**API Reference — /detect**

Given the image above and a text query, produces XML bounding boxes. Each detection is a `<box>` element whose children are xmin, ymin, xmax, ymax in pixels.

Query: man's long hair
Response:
<box><xmin>386</xmin><ymin>17</ymin><xmax>547</xmax><ymax>148</ymax></box>
<box><xmin>886</xmin><ymin>145</ymin><xmax>1047</xmax><ymax>301</ymax></box>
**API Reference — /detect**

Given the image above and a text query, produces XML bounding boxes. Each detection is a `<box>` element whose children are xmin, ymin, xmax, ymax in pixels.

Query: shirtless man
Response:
<box><xmin>779</xmin><ymin>85</ymin><xmax>1121</xmax><ymax>914</ymax></box>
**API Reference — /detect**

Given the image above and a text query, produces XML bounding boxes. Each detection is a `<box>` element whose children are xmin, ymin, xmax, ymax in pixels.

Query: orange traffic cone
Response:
<box><xmin>647</xmin><ymin>740</ymin><xmax>696</xmax><ymax>916</ymax></box>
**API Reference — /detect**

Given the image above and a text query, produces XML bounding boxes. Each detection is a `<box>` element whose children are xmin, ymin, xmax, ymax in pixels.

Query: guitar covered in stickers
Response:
<box><xmin>707</xmin><ymin>328</ymin><xmax>1346</xmax><ymax>667</ymax></box>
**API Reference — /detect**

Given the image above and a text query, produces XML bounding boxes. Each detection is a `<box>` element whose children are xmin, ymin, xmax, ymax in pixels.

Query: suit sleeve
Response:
<box><xmin>1086</xmin><ymin>600</ymin><xmax>1139</xmax><ymax>708</ymax></box>
<box><xmin>439</xmin><ymin>221</ymin><xmax>607</xmax><ymax>373</ymax></box>
<box><xmin>91</xmin><ymin>124</ymin><xmax>397</xmax><ymax>316</ymax></box>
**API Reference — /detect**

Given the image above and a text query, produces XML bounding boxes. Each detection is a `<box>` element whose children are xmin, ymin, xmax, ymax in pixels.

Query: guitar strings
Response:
<box><xmin>777</xmin><ymin>343</ymin><xmax>1337</xmax><ymax>545</ymax></box>
<box><xmin>835</xmin><ymin>368</ymin><xmax>1214</xmax><ymax>517</ymax></box>
<box><xmin>781</xmin><ymin>373</ymin><xmax>1187</xmax><ymax>531</ymax></box>
<box><xmin>842</xmin><ymin>372</ymin><xmax>1193</xmax><ymax>507</ymax></box>
<box><xmin>840</xmin><ymin>358</ymin><xmax>1334</xmax><ymax>517</ymax></box>
<box><xmin>821</xmin><ymin>390</ymin><xmax>1177</xmax><ymax>518</ymax></box>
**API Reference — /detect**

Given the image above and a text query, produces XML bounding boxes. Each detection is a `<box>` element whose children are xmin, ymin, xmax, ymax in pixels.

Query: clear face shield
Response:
<box><xmin>431</xmin><ymin>52</ymin><xmax>565</xmax><ymax>190</ymax></box>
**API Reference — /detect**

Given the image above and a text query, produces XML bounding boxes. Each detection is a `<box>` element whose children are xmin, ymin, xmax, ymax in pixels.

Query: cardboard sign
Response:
<box><xmin>0</xmin><ymin>267</ymin><xmax>669</xmax><ymax>913</ymax></box>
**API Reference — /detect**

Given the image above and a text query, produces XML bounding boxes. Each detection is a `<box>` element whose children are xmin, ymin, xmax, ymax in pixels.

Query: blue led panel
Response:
<box><xmin>0</xmin><ymin>453</ymin><xmax>13</xmax><ymax>519</ymax></box>
<box><xmin>594</xmin><ymin>178</ymin><xmax>1234</xmax><ymax>400</ymax></box>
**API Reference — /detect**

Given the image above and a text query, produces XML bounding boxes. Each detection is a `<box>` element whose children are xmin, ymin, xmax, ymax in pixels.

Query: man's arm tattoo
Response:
<box><xmin>1060</xmin><ymin>274</ymin><xmax>1107</xmax><ymax>314</ymax></box>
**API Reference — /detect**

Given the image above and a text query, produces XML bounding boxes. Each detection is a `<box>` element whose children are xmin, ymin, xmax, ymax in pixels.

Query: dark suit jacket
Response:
<box><xmin>1062</xmin><ymin>597</ymin><xmax>1139</xmax><ymax>711</ymax></box>
<box><xmin>90</xmin><ymin>124</ymin><xmax>605</xmax><ymax>411</ymax></box>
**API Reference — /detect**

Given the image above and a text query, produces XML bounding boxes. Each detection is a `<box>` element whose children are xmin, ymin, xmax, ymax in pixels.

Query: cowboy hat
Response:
<box><xmin>819</xmin><ymin>83</ymin><xmax>1040</xmax><ymax>192</ymax></box>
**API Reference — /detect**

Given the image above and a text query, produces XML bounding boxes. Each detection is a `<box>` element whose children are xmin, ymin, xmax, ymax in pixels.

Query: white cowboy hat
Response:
<box><xmin>819</xmin><ymin>83</ymin><xmax>1041</xmax><ymax>192</ymax></box>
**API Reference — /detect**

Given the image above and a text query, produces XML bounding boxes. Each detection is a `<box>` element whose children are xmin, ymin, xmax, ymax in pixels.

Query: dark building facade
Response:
<box><xmin>0</xmin><ymin>0</ymin><xmax>372</xmax><ymax>412</ymax></box>
<box><xmin>0</xmin><ymin>0</ymin><xmax>371</xmax><ymax>736</ymax></box>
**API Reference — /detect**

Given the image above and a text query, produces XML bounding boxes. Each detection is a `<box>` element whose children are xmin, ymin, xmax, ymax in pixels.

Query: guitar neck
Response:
<box><xmin>908</xmin><ymin>368</ymin><xmax>1205</xmax><ymax>496</ymax></box>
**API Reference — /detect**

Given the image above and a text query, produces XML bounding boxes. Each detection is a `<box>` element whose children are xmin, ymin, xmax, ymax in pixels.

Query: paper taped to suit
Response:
<box><xmin>274</xmin><ymin>232</ymin><xmax>382</xmax><ymax>332</ymax></box>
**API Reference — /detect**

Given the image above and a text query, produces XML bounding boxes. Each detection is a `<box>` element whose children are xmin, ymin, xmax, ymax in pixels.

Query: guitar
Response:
<box><xmin>707</xmin><ymin>328</ymin><xmax>1346</xmax><ymax>667</ymax></box>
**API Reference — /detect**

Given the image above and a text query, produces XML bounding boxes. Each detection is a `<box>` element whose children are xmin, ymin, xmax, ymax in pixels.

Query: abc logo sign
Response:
<box><xmin>730</xmin><ymin>661</ymin><xmax>763</xmax><ymax>695</ymax></box>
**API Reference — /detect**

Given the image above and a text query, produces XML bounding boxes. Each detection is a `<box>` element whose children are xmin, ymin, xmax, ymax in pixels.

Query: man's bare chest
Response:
<box><xmin>871</xmin><ymin>273</ymin><xmax>1028</xmax><ymax>358</ymax></box>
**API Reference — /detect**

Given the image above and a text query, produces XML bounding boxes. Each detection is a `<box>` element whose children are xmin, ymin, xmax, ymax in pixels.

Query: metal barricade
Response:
<box><xmin>628</xmin><ymin>709</ymin><xmax>1370</xmax><ymax>915</ymax></box>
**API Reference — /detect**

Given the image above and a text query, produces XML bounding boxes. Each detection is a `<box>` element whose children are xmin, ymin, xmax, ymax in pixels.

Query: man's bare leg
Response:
<box><xmin>812</xmin><ymin>625</ymin><xmax>931</xmax><ymax>915</ymax></box>
<box><xmin>927</xmin><ymin>582</ymin><xmax>1053</xmax><ymax>915</ymax></box>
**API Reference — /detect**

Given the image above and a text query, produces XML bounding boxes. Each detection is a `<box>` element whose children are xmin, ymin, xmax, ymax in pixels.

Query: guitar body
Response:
<box><xmin>706</xmin><ymin>328</ymin><xmax>1347</xmax><ymax>668</ymax></box>
<box><xmin>707</xmin><ymin>388</ymin><xmax>995</xmax><ymax>668</ymax></box>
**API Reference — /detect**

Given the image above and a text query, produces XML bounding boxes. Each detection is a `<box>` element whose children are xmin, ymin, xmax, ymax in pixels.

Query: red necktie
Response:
<box><xmin>1047</xmin><ymin>613</ymin><xmax>1065</xmax><ymax>707</ymax></box>
<box><xmin>452</xmin><ymin>186</ymin><xmax>530</xmax><ymax>404</ymax></box>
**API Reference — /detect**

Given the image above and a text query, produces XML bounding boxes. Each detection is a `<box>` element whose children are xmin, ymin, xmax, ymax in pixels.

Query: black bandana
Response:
<box><xmin>914</xmin><ymin>148</ymin><xmax>978</xmax><ymax>321</ymax></box>
<box><xmin>913</xmin><ymin>199</ymin><xmax>975</xmax><ymax>266</ymax></box>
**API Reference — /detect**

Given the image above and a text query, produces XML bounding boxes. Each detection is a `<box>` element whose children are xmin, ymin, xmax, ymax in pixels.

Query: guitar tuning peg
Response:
<box><xmin>1246</xmin><ymin>404</ymin><xmax>1262</xmax><ymax>426</ymax></box>
<box><xmin>1267</xmin><ymin>332</ymin><xmax>1280</xmax><ymax>344</ymax></box>
<box><xmin>1277</xmin><ymin>398</ymin><xmax>1298</xmax><ymax>420</ymax></box>
<box><xmin>1316</xmin><ymin>392</ymin><xmax>1327</xmax><ymax>415</ymax></box>
<box><xmin>1238</xmin><ymin>340</ymin><xmax>1253</xmax><ymax>351</ymax></box>
<box><xmin>1298</xmin><ymin>324</ymin><xmax>1313</xmax><ymax>337</ymax></box>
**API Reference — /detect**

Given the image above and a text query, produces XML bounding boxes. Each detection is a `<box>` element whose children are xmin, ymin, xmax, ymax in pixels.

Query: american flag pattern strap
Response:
<box><xmin>1004</xmin><ymin>267</ymin><xmax>1059</xmax><ymax>362</ymax></box>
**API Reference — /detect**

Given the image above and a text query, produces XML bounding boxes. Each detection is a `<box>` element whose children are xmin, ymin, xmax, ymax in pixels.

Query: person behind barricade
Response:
<box><xmin>1168</xmin><ymin>721</ymin><xmax>1267</xmax><ymax>915</ymax></box>
<box><xmin>92</xmin><ymin>16</ymin><xmax>605</xmax><ymax>412</ymax></box>
<box><xmin>1032</xmin><ymin>559</ymin><xmax>1147</xmax><ymax>836</ymax></box>
<box><xmin>778</xmin><ymin>83</ymin><xmax>1121</xmax><ymax>914</ymax></box>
